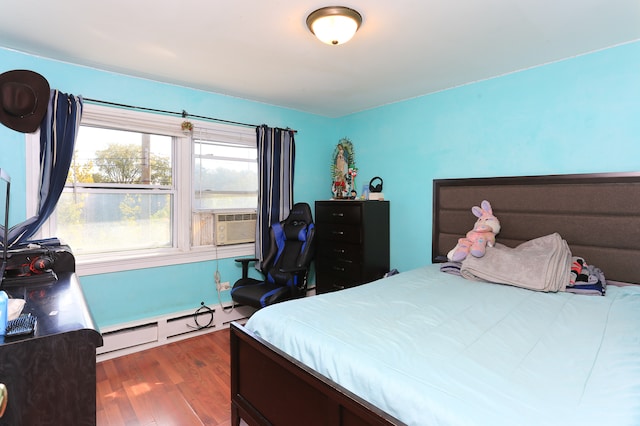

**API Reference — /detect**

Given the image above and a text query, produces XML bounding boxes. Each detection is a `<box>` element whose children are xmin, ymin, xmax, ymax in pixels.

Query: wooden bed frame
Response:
<box><xmin>230</xmin><ymin>322</ymin><xmax>401</xmax><ymax>425</ymax></box>
<box><xmin>231</xmin><ymin>171</ymin><xmax>640</xmax><ymax>426</ymax></box>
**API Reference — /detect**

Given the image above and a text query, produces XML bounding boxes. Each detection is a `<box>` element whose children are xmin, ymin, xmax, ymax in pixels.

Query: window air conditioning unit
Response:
<box><xmin>214</xmin><ymin>212</ymin><xmax>257</xmax><ymax>245</ymax></box>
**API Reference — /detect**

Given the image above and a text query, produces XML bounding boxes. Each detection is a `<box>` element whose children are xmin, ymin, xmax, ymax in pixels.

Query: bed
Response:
<box><xmin>230</xmin><ymin>172</ymin><xmax>640</xmax><ymax>426</ymax></box>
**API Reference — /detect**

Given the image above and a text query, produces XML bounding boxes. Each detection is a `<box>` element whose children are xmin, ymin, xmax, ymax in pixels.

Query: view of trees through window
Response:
<box><xmin>55</xmin><ymin>126</ymin><xmax>174</xmax><ymax>254</ymax></box>
<box><xmin>42</xmin><ymin>111</ymin><xmax>260</xmax><ymax>257</ymax></box>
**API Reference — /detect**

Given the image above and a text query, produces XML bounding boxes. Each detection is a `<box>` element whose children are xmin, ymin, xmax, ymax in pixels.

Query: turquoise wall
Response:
<box><xmin>338</xmin><ymin>41</ymin><xmax>640</xmax><ymax>273</ymax></box>
<box><xmin>1</xmin><ymin>41</ymin><xmax>638</xmax><ymax>327</ymax></box>
<box><xmin>0</xmin><ymin>48</ymin><xmax>337</xmax><ymax>327</ymax></box>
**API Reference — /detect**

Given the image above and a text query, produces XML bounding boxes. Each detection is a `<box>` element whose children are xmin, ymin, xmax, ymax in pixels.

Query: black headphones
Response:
<box><xmin>29</xmin><ymin>255</ymin><xmax>54</xmax><ymax>274</ymax></box>
<box><xmin>369</xmin><ymin>176</ymin><xmax>383</xmax><ymax>193</ymax></box>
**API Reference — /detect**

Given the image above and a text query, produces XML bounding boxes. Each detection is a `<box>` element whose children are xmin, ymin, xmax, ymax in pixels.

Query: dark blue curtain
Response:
<box><xmin>255</xmin><ymin>125</ymin><xmax>295</xmax><ymax>266</ymax></box>
<box><xmin>8</xmin><ymin>90</ymin><xmax>83</xmax><ymax>246</ymax></box>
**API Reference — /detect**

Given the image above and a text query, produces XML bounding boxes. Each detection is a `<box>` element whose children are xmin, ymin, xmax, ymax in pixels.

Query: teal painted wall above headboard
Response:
<box><xmin>338</xmin><ymin>41</ymin><xmax>640</xmax><ymax>272</ymax></box>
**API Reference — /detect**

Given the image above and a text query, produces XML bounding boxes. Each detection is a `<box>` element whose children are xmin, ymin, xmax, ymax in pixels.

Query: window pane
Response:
<box><xmin>54</xmin><ymin>123</ymin><xmax>175</xmax><ymax>255</ymax></box>
<box><xmin>70</xmin><ymin>126</ymin><xmax>172</xmax><ymax>186</ymax></box>
<box><xmin>55</xmin><ymin>191</ymin><xmax>172</xmax><ymax>255</ymax></box>
<box><xmin>194</xmin><ymin>141</ymin><xmax>257</xmax><ymax>210</ymax></box>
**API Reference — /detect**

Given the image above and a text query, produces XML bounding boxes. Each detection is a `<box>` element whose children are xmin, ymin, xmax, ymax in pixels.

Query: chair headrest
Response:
<box><xmin>282</xmin><ymin>203</ymin><xmax>313</xmax><ymax>241</ymax></box>
<box><xmin>286</xmin><ymin>203</ymin><xmax>313</xmax><ymax>224</ymax></box>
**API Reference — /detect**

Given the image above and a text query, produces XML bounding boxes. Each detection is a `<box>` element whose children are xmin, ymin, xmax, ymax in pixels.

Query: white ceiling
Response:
<box><xmin>1</xmin><ymin>0</ymin><xmax>638</xmax><ymax>117</ymax></box>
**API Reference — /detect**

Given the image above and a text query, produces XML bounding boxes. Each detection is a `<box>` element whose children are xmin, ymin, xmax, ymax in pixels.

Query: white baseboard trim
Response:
<box><xmin>96</xmin><ymin>303</ymin><xmax>256</xmax><ymax>362</ymax></box>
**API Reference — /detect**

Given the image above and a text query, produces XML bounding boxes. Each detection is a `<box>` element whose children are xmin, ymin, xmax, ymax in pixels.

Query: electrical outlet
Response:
<box><xmin>218</xmin><ymin>281</ymin><xmax>231</xmax><ymax>291</ymax></box>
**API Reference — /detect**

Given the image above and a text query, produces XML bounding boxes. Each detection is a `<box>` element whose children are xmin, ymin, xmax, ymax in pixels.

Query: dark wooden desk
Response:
<box><xmin>0</xmin><ymin>272</ymin><xmax>102</xmax><ymax>425</ymax></box>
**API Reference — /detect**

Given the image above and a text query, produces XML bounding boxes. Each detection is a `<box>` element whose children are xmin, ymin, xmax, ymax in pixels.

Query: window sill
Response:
<box><xmin>75</xmin><ymin>244</ymin><xmax>255</xmax><ymax>276</ymax></box>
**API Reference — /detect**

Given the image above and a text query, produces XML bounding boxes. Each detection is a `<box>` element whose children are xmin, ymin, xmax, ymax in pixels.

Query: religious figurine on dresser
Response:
<box><xmin>331</xmin><ymin>138</ymin><xmax>356</xmax><ymax>199</ymax></box>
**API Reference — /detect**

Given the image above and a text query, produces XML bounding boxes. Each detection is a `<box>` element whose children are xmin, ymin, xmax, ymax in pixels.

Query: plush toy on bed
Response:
<box><xmin>447</xmin><ymin>200</ymin><xmax>501</xmax><ymax>262</ymax></box>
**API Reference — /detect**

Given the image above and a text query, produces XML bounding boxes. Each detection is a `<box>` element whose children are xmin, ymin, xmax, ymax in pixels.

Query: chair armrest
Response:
<box><xmin>235</xmin><ymin>258</ymin><xmax>259</xmax><ymax>279</ymax></box>
<box><xmin>279</xmin><ymin>266</ymin><xmax>310</xmax><ymax>292</ymax></box>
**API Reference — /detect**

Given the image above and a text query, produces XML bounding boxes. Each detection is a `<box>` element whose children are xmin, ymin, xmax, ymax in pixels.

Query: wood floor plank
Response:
<box><xmin>121</xmin><ymin>377</ymin><xmax>158</xmax><ymax>425</ymax></box>
<box><xmin>97</xmin><ymin>328</ymin><xmax>233</xmax><ymax>426</ymax></box>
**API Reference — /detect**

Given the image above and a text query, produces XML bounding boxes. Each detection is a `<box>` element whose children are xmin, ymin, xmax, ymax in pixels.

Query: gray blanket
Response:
<box><xmin>460</xmin><ymin>233</ymin><xmax>571</xmax><ymax>292</ymax></box>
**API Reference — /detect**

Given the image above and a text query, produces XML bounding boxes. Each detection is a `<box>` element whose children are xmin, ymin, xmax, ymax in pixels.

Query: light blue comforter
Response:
<box><xmin>245</xmin><ymin>265</ymin><xmax>640</xmax><ymax>425</ymax></box>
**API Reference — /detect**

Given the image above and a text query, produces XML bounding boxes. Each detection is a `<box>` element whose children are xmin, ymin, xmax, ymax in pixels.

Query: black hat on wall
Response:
<box><xmin>0</xmin><ymin>69</ymin><xmax>50</xmax><ymax>133</ymax></box>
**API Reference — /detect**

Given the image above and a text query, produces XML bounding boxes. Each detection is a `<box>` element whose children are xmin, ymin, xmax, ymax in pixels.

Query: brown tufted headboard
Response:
<box><xmin>433</xmin><ymin>172</ymin><xmax>640</xmax><ymax>284</ymax></box>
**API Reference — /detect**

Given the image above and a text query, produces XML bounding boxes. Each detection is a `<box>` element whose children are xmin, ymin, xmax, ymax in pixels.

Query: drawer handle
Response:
<box><xmin>332</xmin><ymin>266</ymin><xmax>345</xmax><ymax>272</ymax></box>
<box><xmin>331</xmin><ymin>231</ymin><xmax>344</xmax><ymax>236</ymax></box>
<box><xmin>333</xmin><ymin>248</ymin><xmax>345</xmax><ymax>254</ymax></box>
<box><xmin>331</xmin><ymin>212</ymin><xmax>345</xmax><ymax>217</ymax></box>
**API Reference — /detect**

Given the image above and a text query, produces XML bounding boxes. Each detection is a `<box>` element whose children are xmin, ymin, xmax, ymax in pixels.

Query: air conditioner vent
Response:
<box><xmin>214</xmin><ymin>212</ymin><xmax>257</xmax><ymax>245</ymax></box>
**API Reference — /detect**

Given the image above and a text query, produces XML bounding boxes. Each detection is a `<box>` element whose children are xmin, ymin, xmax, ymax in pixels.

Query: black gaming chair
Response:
<box><xmin>230</xmin><ymin>202</ymin><xmax>315</xmax><ymax>309</ymax></box>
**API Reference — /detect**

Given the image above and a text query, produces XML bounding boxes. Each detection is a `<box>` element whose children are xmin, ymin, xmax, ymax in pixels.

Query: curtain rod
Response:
<box><xmin>82</xmin><ymin>98</ymin><xmax>297</xmax><ymax>133</ymax></box>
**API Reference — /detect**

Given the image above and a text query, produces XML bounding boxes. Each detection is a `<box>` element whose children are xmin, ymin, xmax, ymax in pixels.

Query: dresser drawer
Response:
<box><xmin>315</xmin><ymin>202</ymin><xmax>362</xmax><ymax>225</ymax></box>
<box><xmin>317</xmin><ymin>243</ymin><xmax>362</xmax><ymax>262</ymax></box>
<box><xmin>316</xmin><ymin>223</ymin><xmax>362</xmax><ymax>244</ymax></box>
<box><xmin>315</xmin><ymin>259</ymin><xmax>362</xmax><ymax>293</ymax></box>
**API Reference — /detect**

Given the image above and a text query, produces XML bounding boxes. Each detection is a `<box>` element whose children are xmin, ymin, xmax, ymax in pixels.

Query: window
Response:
<box><xmin>28</xmin><ymin>104</ymin><xmax>257</xmax><ymax>274</ymax></box>
<box><xmin>193</xmin><ymin>138</ymin><xmax>257</xmax><ymax>210</ymax></box>
<box><xmin>59</xmin><ymin>126</ymin><xmax>174</xmax><ymax>254</ymax></box>
<box><xmin>192</xmin><ymin>128</ymin><xmax>257</xmax><ymax>246</ymax></box>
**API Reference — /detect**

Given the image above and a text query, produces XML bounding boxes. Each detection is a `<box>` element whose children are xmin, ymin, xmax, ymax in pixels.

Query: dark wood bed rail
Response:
<box><xmin>230</xmin><ymin>322</ymin><xmax>404</xmax><ymax>426</ymax></box>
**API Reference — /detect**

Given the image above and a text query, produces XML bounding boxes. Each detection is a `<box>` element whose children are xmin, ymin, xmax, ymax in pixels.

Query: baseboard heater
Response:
<box><xmin>96</xmin><ymin>304</ymin><xmax>255</xmax><ymax>361</ymax></box>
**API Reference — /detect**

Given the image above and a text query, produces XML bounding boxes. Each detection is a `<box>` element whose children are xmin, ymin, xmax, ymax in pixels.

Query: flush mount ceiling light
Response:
<box><xmin>306</xmin><ymin>6</ymin><xmax>362</xmax><ymax>45</ymax></box>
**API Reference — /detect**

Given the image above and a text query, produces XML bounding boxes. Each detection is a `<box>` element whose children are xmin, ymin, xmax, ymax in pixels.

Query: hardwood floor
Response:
<box><xmin>96</xmin><ymin>328</ymin><xmax>234</xmax><ymax>426</ymax></box>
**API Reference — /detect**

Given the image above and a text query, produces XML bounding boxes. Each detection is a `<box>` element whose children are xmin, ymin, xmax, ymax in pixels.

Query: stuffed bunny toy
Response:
<box><xmin>447</xmin><ymin>200</ymin><xmax>501</xmax><ymax>262</ymax></box>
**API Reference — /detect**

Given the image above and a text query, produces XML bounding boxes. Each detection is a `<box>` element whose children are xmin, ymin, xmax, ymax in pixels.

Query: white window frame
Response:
<box><xmin>26</xmin><ymin>104</ymin><xmax>254</xmax><ymax>276</ymax></box>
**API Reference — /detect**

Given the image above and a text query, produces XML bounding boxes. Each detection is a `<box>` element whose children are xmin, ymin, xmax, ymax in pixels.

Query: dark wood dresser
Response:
<box><xmin>315</xmin><ymin>200</ymin><xmax>390</xmax><ymax>293</ymax></box>
<box><xmin>0</xmin><ymin>258</ymin><xmax>102</xmax><ymax>425</ymax></box>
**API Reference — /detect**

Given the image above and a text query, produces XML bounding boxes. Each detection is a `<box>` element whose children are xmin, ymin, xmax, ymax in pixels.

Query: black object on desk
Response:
<box><xmin>1</xmin><ymin>243</ymin><xmax>75</xmax><ymax>287</ymax></box>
